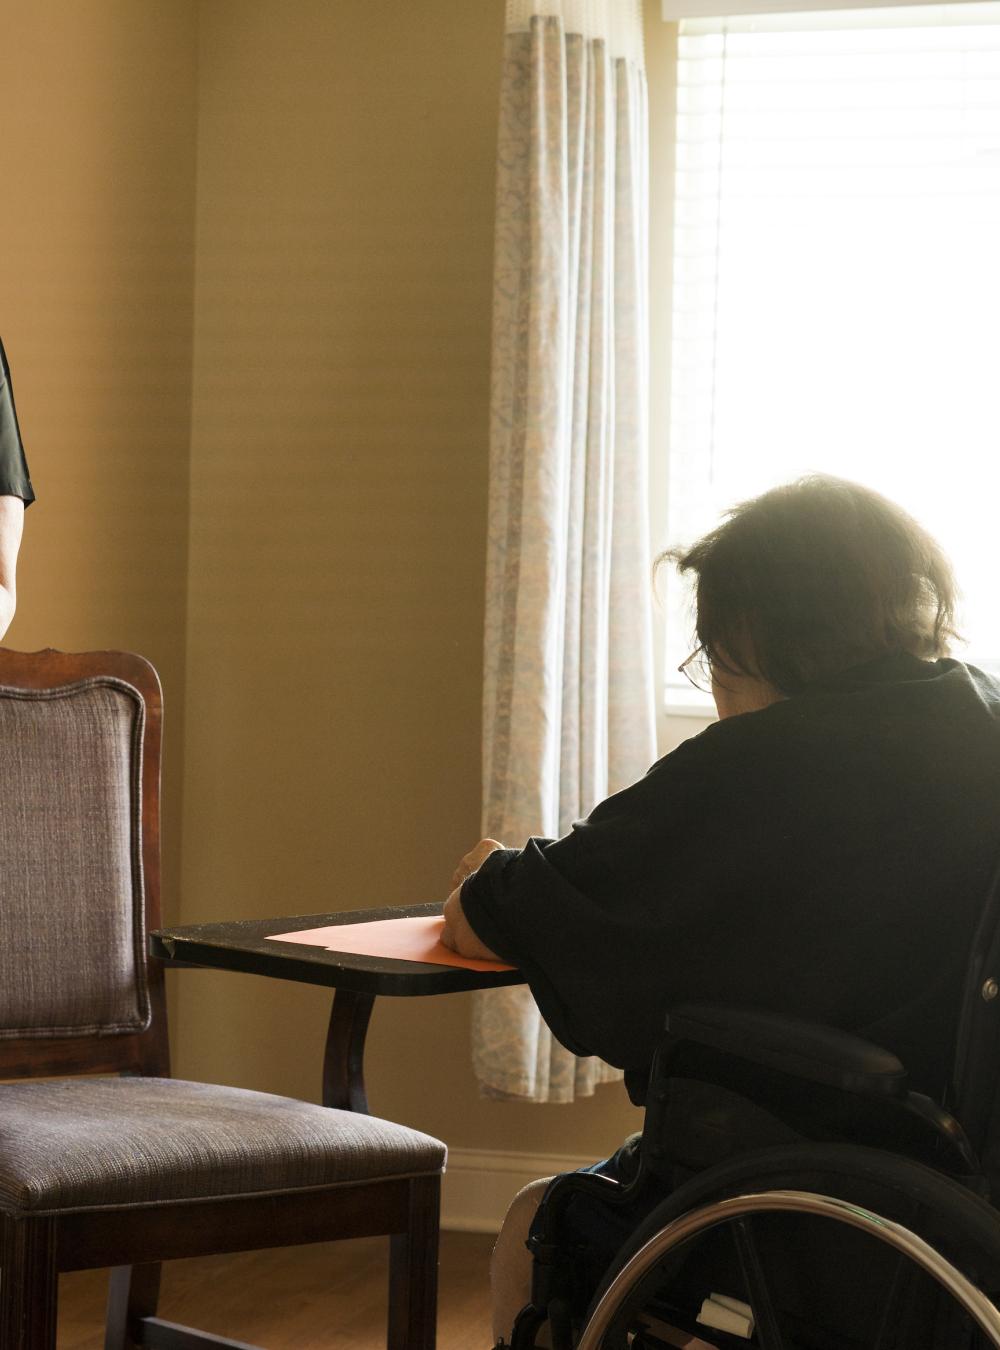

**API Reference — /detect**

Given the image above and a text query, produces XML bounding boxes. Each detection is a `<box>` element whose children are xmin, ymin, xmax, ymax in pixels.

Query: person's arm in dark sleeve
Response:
<box><xmin>457</xmin><ymin>841</ymin><xmax>601</xmax><ymax>1058</ymax></box>
<box><xmin>440</xmin><ymin>837</ymin><xmax>525</xmax><ymax>962</ymax></box>
<box><xmin>441</xmin><ymin>848</ymin><xmax>523</xmax><ymax>962</ymax></box>
<box><xmin>452</xmin><ymin>732</ymin><xmax>733</xmax><ymax>1069</ymax></box>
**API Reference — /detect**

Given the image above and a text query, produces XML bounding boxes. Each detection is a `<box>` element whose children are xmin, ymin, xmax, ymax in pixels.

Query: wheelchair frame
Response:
<box><xmin>508</xmin><ymin>856</ymin><xmax>1000</xmax><ymax>1349</ymax></box>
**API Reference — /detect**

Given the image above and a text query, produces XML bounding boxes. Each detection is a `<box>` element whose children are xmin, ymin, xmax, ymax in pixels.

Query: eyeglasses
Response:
<box><xmin>678</xmin><ymin>645</ymin><xmax>713</xmax><ymax>693</ymax></box>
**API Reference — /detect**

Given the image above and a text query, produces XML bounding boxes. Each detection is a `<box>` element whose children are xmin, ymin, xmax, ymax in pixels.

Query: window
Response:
<box><xmin>662</xmin><ymin>1</ymin><xmax>1000</xmax><ymax>710</ymax></box>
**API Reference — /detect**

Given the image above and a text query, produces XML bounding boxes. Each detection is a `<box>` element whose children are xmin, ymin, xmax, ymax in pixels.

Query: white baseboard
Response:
<box><xmin>442</xmin><ymin>1147</ymin><xmax>595</xmax><ymax>1234</ymax></box>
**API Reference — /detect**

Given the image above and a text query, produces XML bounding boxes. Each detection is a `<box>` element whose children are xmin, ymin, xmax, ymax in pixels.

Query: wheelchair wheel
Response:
<box><xmin>576</xmin><ymin>1144</ymin><xmax>1000</xmax><ymax>1350</ymax></box>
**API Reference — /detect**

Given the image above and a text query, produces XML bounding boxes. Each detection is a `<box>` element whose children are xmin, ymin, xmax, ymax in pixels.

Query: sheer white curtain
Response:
<box><xmin>474</xmin><ymin>0</ymin><xmax>657</xmax><ymax>1102</ymax></box>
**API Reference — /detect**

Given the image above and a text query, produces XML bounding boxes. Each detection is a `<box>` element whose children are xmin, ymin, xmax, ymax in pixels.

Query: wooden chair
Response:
<box><xmin>0</xmin><ymin>649</ymin><xmax>444</xmax><ymax>1350</ymax></box>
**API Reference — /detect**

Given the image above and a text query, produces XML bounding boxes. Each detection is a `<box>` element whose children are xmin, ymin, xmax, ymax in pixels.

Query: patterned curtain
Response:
<box><xmin>474</xmin><ymin>0</ymin><xmax>656</xmax><ymax>1102</ymax></box>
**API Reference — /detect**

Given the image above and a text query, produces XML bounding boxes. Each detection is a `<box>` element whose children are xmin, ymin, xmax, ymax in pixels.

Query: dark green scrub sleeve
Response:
<box><xmin>0</xmin><ymin>340</ymin><xmax>35</xmax><ymax>506</ymax></box>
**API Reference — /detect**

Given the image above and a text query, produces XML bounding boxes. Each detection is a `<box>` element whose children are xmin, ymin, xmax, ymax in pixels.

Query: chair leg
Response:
<box><xmin>0</xmin><ymin>1214</ymin><xmax>58</xmax><ymax>1350</ymax></box>
<box><xmin>105</xmin><ymin>1262</ymin><xmax>162</xmax><ymax>1349</ymax></box>
<box><xmin>387</xmin><ymin>1173</ymin><xmax>440</xmax><ymax>1350</ymax></box>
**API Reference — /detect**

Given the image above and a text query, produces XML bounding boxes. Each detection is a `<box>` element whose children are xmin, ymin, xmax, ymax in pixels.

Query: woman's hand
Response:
<box><xmin>441</xmin><ymin>886</ymin><xmax>502</xmax><ymax>961</ymax></box>
<box><xmin>451</xmin><ymin>837</ymin><xmax>504</xmax><ymax>889</ymax></box>
<box><xmin>440</xmin><ymin>837</ymin><xmax>506</xmax><ymax>960</ymax></box>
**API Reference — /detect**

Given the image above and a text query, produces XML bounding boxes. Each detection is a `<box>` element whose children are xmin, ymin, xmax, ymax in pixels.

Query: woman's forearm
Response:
<box><xmin>0</xmin><ymin>585</ymin><xmax>14</xmax><ymax>638</ymax></box>
<box><xmin>0</xmin><ymin>495</ymin><xmax>25</xmax><ymax>639</ymax></box>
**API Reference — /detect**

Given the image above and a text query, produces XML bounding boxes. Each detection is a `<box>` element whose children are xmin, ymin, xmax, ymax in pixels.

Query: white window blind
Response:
<box><xmin>663</xmin><ymin>2</ymin><xmax>1000</xmax><ymax>709</ymax></box>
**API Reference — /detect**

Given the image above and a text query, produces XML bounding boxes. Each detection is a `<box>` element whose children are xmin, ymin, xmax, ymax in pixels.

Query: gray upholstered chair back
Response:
<box><xmin>0</xmin><ymin>677</ymin><xmax>150</xmax><ymax>1039</ymax></box>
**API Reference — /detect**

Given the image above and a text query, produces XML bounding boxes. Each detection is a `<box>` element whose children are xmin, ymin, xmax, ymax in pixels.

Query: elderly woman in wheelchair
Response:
<box><xmin>442</xmin><ymin>475</ymin><xmax>1000</xmax><ymax>1349</ymax></box>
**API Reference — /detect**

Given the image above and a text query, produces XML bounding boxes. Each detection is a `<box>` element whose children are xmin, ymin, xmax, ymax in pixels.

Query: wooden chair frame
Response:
<box><xmin>0</xmin><ymin>650</ymin><xmax>440</xmax><ymax>1350</ymax></box>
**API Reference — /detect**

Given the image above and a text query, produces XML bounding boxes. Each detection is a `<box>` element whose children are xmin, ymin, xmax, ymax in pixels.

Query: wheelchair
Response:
<box><xmin>508</xmin><ymin>859</ymin><xmax>1000</xmax><ymax>1349</ymax></box>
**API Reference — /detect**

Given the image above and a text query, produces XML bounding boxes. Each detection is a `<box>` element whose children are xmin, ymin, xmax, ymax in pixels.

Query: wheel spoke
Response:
<box><xmin>872</xmin><ymin>1251</ymin><xmax>912</xmax><ymax>1350</ymax></box>
<box><xmin>732</xmin><ymin>1216</ymin><xmax>789</xmax><ymax>1350</ymax></box>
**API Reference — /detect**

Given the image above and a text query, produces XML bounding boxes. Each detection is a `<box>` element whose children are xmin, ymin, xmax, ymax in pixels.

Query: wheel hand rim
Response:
<box><xmin>576</xmin><ymin>1188</ymin><xmax>1000</xmax><ymax>1349</ymax></box>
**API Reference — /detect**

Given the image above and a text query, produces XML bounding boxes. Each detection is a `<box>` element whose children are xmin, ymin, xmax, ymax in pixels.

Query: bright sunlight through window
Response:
<box><xmin>663</xmin><ymin>2</ymin><xmax>1000</xmax><ymax>709</ymax></box>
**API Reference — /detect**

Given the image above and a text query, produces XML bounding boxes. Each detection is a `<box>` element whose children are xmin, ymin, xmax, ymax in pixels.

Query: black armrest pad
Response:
<box><xmin>663</xmin><ymin>1003</ymin><xmax>909</xmax><ymax>1099</ymax></box>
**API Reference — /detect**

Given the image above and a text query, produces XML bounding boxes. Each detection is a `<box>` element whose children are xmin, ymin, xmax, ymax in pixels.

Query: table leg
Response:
<box><xmin>322</xmin><ymin>989</ymin><xmax>375</xmax><ymax>1112</ymax></box>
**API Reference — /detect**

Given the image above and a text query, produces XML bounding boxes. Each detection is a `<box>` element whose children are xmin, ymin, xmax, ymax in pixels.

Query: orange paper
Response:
<box><xmin>266</xmin><ymin>915</ymin><xmax>515</xmax><ymax>973</ymax></box>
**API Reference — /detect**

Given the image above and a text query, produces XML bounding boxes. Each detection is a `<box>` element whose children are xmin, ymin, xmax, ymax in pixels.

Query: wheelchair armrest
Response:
<box><xmin>639</xmin><ymin>1004</ymin><xmax>979</xmax><ymax>1181</ymax></box>
<box><xmin>661</xmin><ymin>1003</ymin><xmax>909</xmax><ymax>1099</ymax></box>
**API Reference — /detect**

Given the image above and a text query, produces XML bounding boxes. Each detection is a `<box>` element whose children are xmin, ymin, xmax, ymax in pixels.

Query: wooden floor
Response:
<box><xmin>57</xmin><ymin>1231</ymin><xmax>495</xmax><ymax>1350</ymax></box>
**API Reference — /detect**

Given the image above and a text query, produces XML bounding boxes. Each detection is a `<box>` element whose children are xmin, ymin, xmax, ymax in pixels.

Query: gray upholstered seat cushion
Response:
<box><xmin>0</xmin><ymin>1077</ymin><xmax>446</xmax><ymax>1216</ymax></box>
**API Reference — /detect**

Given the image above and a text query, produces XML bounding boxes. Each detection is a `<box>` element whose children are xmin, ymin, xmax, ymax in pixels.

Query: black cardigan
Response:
<box><xmin>462</xmin><ymin>654</ymin><xmax>1000</xmax><ymax>1099</ymax></box>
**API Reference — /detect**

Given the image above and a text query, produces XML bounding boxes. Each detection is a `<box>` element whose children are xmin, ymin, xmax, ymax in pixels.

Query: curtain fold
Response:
<box><xmin>475</xmin><ymin>0</ymin><xmax>656</xmax><ymax>1103</ymax></box>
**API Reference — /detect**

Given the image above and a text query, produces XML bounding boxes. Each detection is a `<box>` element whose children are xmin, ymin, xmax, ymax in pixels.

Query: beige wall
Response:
<box><xmin>177</xmin><ymin>0</ymin><xmax>654</xmax><ymax>1158</ymax></box>
<box><xmin>0</xmin><ymin>0</ymin><xmax>198</xmax><ymax>923</ymax></box>
<box><xmin>2</xmin><ymin>0</ymin><xmax>677</xmax><ymax>1167</ymax></box>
